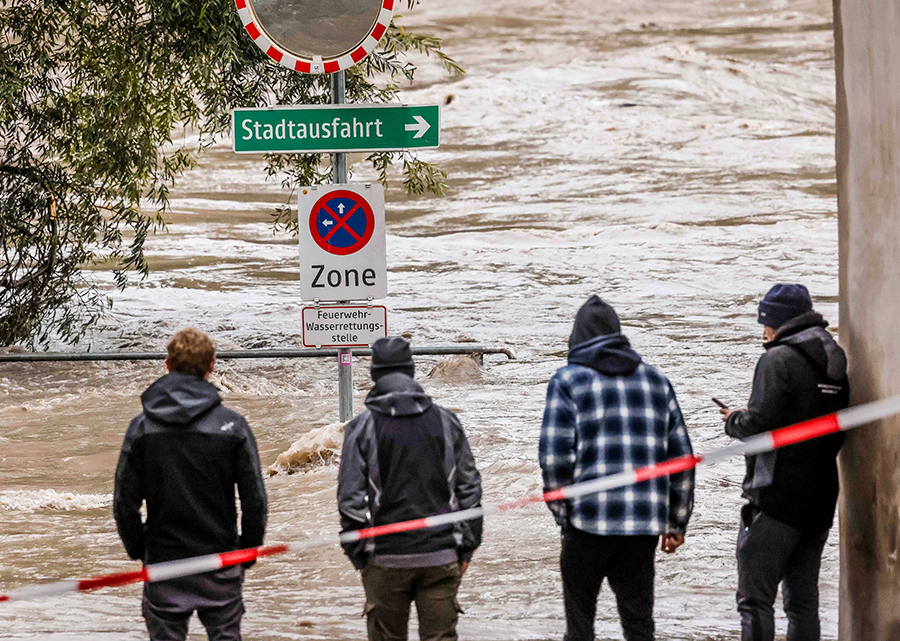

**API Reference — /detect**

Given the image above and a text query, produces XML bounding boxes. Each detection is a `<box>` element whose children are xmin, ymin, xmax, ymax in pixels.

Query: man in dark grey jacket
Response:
<box><xmin>338</xmin><ymin>337</ymin><xmax>482</xmax><ymax>641</ymax></box>
<box><xmin>722</xmin><ymin>285</ymin><xmax>848</xmax><ymax>641</ymax></box>
<box><xmin>114</xmin><ymin>328</ymin><xmax>267</xmax><ymax>641</ymax></box>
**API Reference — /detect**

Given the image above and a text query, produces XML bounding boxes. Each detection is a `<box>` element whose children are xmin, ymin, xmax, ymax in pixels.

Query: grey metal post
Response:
<box><xmin>331</xmin><ymin>70</ymin><xmax>348</xmax><ymax>182</ymax></box>
<box><xmin>331</xmin><ymin>70</ymin><xmax>353</xmax><ymax>422</ymax></box>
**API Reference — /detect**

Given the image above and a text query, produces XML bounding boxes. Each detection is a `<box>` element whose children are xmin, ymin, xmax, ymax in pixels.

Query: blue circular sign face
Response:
<box><xmin>308</xmin><ymin>190</ymin><xmax>375</xmax><ymax>255</ymax></box>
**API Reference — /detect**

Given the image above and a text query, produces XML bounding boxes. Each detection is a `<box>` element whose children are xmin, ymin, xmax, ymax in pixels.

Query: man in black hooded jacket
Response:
<box><xmin>114</xmin><ymin>328</ymin><xmax>267</xmax><ymax>641</ymax></box>
<box><xmin>540</xmin><ymin>295</ymin><xmax>694</xmax><ymax>641</ymax></box>
<box><xmin>722</xmin><ymin>284</ymin><xmax>849</xmax><ymax>641</ymax></box>
<box><xmin>338</xmin><ymin>336</ymin><xmax>482</xmax><ymax>641</ymax></box>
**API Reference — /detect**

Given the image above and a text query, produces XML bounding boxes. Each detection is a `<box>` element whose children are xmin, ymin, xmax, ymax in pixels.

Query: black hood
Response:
<box><xmin>370</xmin><ymin>336</ymin><xmax>415</xmax><ymax>382</ymax></box>
<box><xmin>568</xmin><ymin>295</ymin><xmax>621</xmax><ymax>350</ymax></box>
<box><xmin>365</xmin><ymin>372</ymin><xmax>433</xmax><ymax>417</ymax></box>
<box><xmin>141</xmin><ymin>371</ymin><xmax>222</xmax><ymax>425</ymax></box>
<box><xmin>768</xmin><ymin>311</ymin><xmax>847</xmax><ymax>382</ymax></box>
<box><xmin>568</xmin><ymin>333</ymin><xmax>643</xmax><ymax>376</ymax></box>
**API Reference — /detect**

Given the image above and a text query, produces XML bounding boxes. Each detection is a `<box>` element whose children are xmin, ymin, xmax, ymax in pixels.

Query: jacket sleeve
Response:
<box><xmin>539</xmin><ymin>374</ymin><xmax>577</xmax><ymax>527</ymax></box>
<box><xmin>665</xmin><ymin>383</ymin><xmax>695</xmax><ymax>535</ymax></box>
<box><xmin>337</xmin><ymin>415</ymin><xmax>372</xmax><ymax>570</ymax></box>
<box><xmin>113</xmin><ymin>418</ymin><xmax>146</xmax><ymax>562</ymax></box>
<box><xmin>448</xmin><ymin>411</ymin><xmax>483</xmax><ymax>562</ymax></box>
<box><xmin>725</xmin><ymin>351</ymin><xmax>792</xmax><ymax>439</ymax></box>
<box><xmin>235</xmin><ymin>417</ymin><xmax>268</xmax><ymax>556</ymax></box>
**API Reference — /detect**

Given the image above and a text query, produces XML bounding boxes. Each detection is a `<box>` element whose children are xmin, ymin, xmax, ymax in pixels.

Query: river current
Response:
<box><xmin>0</xmin><ymin>0</ymin><xmax>839</xmax><ymax>638</ymax></box>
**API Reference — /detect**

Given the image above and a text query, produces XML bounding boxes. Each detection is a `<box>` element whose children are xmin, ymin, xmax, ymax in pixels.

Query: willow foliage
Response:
<box><xmin>0</xmin><ymin>0</ymin><xmax>460</xmax><ymax>346</ymax></box>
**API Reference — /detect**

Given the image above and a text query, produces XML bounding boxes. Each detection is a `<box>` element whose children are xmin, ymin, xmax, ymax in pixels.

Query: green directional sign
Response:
<box><xmin>233</xmin><ymin>104</ymin><xmax>440</xmax><ymax>154</ymax></box>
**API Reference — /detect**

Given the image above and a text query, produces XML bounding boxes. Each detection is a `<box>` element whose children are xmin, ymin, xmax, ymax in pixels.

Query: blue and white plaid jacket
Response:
<box><xmin>539</xmin><ymin>342</ymin><xmax>694</xmax><ymax>536</ymax></box>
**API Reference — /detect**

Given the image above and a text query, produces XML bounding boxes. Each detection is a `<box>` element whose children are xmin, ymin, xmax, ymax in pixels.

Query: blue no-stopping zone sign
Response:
<box><xmin>309</xmin><ymin>190</ymin><xmax>375</xmax><ymax>256</ymax></box>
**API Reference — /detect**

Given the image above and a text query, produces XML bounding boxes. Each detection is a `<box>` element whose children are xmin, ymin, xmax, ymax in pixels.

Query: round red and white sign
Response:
<box><xmin>308</xmin><ymin>189</ymin><xmax>376</xmax><ymax>256</ymax></box>
<box><xmin>235</xmin><ymin>0</ymin><xmax>395</xmax><ymax>74</ymax></box>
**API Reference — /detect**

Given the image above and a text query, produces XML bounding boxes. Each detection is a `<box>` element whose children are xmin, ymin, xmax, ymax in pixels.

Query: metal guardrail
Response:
<box><xmin>0</xmin><ymin>345</ymin><xmax>516</xmax><ymax>363</ymax></box>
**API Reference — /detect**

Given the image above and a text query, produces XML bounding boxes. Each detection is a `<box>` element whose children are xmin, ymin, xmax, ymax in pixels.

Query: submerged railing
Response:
<box><xmin>0</xmin><ymin>344</ymin><xmax>516</xmax><ymax>364</ymax></box>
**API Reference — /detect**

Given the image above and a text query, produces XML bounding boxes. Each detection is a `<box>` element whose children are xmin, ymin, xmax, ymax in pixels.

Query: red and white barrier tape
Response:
<box><xmin>3</xmin><ymin>395</ymin><xmax>900</xmax><ymax>603</ymax></box>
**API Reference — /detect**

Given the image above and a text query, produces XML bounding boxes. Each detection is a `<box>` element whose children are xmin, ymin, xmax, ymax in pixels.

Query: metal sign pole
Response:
<box><xmin>234</xmin><ymin>1</ymin><xmax>404</xmax><ymax>424</ymax></box>
<box><xmin>331</xmin><ymin>70</ymin><xmax>353</xmax><ymax>422</ymax></box>
<box><xmin>331</xmin><ymin>71</ymin><xmax>348</xmax><ymax>182</ymax></box>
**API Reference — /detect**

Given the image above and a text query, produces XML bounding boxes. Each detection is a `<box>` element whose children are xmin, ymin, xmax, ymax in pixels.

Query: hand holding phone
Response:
<box><xmin>713</xmin><ymin>397</ymin><xmax>735</xmax><ymax>421</ymax></box>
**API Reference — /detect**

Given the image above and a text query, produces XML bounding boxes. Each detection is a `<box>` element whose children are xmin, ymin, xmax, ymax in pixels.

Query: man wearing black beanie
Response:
<box><xmin>338</xmin><ymin>336</ymin><xmax>482</xmax><ymax>641</ymax></box>
<box><xmin>722</xmin><ymin>284</ymin><xmax>849</xmax><ymax>641</ymax></box>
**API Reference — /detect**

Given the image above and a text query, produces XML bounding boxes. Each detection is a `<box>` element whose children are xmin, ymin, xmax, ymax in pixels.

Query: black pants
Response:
<box><xmin>560</xmin><ymin>527</ymin><xmax>658</xmax><ymax>641</ymax></box>
<box><xmin>142</xmin><ymin>565</ymin><xmax>244</xmax><ymax>641</ymax></box>
<box><xmin>736</xmin><ymin>504</ymin><xmax>829</xmax><ymax>641</ymax></box>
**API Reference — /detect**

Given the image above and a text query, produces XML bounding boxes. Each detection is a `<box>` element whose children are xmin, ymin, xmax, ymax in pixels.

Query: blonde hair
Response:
<box><xmin>167</xmin><ymin>328</ymin><xmax>215</xmax><ymax>378</ymax></box>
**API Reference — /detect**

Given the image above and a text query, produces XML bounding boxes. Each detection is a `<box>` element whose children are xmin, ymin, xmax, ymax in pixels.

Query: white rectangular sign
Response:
<box><xmin>302</xmin><ymin>305</ymin><xmax>388</xmax><ymax>348</ymax></box>
<box><xmin>299</xmin><ymin>183</ymin><xmax>387</xmax><ymax>302</ymax></box>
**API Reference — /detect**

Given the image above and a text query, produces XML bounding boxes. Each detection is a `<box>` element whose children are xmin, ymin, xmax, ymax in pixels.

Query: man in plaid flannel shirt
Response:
<box><xmin>539</xmin><ymin>296</ymin><xmax>695</xmax><ymax>641</ymax></box>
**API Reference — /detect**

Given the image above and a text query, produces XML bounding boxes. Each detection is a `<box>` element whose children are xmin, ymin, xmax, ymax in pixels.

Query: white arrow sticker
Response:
<box><xmin>404</xmin><ymin>115</ymin><xmax>431</xmax><ymax>139</ymax></box>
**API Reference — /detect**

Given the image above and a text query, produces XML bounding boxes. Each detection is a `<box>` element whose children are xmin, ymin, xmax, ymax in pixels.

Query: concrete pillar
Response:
<box><xmin>835</xmin><ymin>0</ymin><xmax>900</xmax><ymax>639</ymax></box>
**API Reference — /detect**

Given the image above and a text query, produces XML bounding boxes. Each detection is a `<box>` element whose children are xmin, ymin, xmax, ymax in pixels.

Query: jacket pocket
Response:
<box><xmin>740</xmin><ymin>503</ymin><xmax>762</xmax><ymax>529</ymax></box>
<box><xmin>750</xmin><ymin>451</ymin><xmax>777</xmax><ymax>489</ymax></box>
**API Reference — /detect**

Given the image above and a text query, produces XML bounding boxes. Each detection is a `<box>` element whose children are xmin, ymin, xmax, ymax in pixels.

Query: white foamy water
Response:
<box><xmin>0</xmin><ymin>0</ymin><xmax>841</xmax><ymax>638</ymax></box>
<box><xmin>267</xmin><ymin>422</ymin><xmax>345</xmax><ymax>476</ymax></box>
<box><xmin>0</xmin><ymin>490</ymin><xmax>112</xmax><ymax>513</ymax></box>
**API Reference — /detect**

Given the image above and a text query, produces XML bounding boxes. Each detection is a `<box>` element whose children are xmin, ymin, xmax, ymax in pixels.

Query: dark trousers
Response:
<box><xmin>736</xmin><ymin>504</ymin><xmax>829</xmax><ymax>641</ymax></box>
<box><xmin>560</xmin><ymin>527</ymin><xmax>658</xmax><ymax>641</ymax></box>
<box><xmin>142</xmin><ymin>565</ymin><xmax>244</xmax><ymax>641</ymax></box>
<box><xmin>361</xmin><ymin>561</ymin><xmax>462</xmax><ymax>641</ymax></box>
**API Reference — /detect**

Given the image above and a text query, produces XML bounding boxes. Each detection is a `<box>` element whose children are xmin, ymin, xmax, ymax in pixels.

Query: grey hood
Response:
<box><xmin>769</xmin><ymin>311</ymin><xmax>847</xmax><ymax>382</ymax></box>
<box><xmin>364</xmin><ymin>372</ymin><xmax>433</xmax><ymax>418</ymax></box>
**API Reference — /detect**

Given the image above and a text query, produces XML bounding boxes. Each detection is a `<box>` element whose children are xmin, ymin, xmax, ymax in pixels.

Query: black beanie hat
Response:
<box><xmin>568</xmin><ymin>295</ymin><xmax>622</xmax><ymax>350</ymax></box>
<box><xmin>370</xmin><ymin>337</ymin><xmax>415</xmax><ymax>382</ymax></box>
<box><xmin>757</xmin><ymin>284</ymin><xmax>813</xmax><ymax>329</ymax></box>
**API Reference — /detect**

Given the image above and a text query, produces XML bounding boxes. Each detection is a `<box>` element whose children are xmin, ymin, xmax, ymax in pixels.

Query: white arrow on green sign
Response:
<box><xmin>233</xmin><ymin>104</ymin><xmax>440</xmax><ymax>154</ymax></box>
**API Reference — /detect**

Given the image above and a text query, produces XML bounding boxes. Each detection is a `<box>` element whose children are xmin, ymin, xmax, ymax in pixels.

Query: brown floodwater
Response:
<box><xmin>1</xmin><ymin>0</ymin><xmax>840</xmax><ymax>638</ymax></box>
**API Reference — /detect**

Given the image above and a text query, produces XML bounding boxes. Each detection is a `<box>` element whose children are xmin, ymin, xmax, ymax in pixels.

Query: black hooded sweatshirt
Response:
<box><xmin>567</xmin><ymin>294</ymin><xmax>643</xmax><ymax>377</ymax></box>
<box><xmin>725</xmin><ymin>312</ymin><xmax>849</xmax><ymax>531</ymax></box>
<box><xmin>114</xmin><ymin>371</ymin><xmax>267</xmax><ymax>564</ymax></box>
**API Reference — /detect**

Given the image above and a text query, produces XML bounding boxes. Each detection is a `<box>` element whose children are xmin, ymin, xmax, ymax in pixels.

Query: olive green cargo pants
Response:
<box><xmin>361</xmin><ymin>561</ymin><xmax>462</xmax><ymax>641</ymax></box>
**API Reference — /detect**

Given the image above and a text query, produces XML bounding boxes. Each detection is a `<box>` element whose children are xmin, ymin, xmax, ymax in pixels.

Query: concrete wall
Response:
<box><xmin>834</xmin><ymin>0</ymin><xmax>900</xmax><ymax>638</ymax></box>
